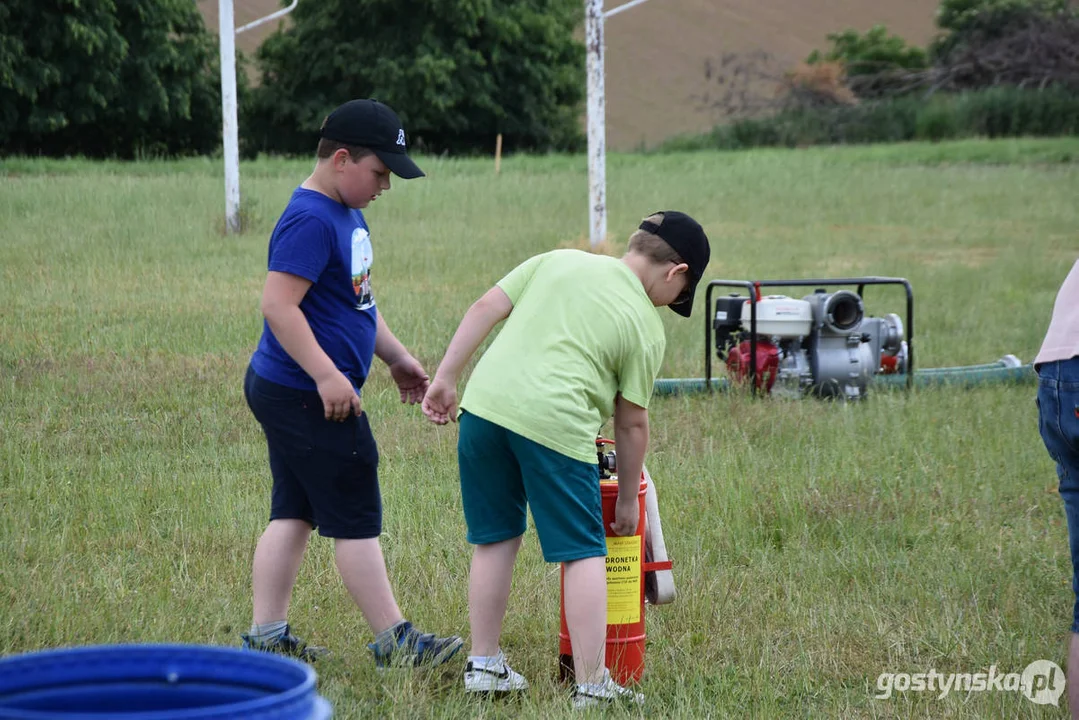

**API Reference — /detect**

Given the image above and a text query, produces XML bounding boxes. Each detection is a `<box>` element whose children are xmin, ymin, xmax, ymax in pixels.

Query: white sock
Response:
<box><xmin>577</xmin><ymin>668</ymin><xmax>612</xmax><ymax>692</ymax></box>
<box><xmin>468</xmin><ymin>651</ymin><xmax>503</xmax><ymax>669</ymax></box>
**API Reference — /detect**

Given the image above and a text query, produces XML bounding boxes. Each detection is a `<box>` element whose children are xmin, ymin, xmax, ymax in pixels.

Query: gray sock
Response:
<box><xmin>247</xmin><ymin>620</ymin><xmax>288</xmax><ymax>644</ymax></box>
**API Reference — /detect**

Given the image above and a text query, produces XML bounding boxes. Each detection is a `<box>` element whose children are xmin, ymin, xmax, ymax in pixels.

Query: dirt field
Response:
<box><xmin>198</xmin><ymin>0</ymin><xmax>940</xmax><ymax>150</ymax></box>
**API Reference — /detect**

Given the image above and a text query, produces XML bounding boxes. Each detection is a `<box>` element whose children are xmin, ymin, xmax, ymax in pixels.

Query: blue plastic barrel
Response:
<box><xmin>0</xmin><ymin>644</ymin><xmax>332</xmax><ymax>720</ymax></box>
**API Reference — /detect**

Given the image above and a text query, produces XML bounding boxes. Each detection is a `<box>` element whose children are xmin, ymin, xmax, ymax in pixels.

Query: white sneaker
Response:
<box><xmin>463</xmin><ymin>650</ymin><xmax>529</xmax><ymax>693</ymax></box>
<box><xmin>571</xmin><ymin>668</ymin><xmax>644</xmax><ymax>709</ymax></box>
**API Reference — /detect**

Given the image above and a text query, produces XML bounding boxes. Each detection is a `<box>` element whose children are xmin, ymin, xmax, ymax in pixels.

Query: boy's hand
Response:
<box><xmin>316</xmin><ymin>370</ymin><xmax>362</xmax><ymax>421</ymax></box>
<box><xmin>610</xmin><ymin>493</ymin><xmax>639</xmax><ymax>536</ymax></box>
<box><xmin>421</xmin><ymin>377</ymin><xmax>458</xmax><ymax>425</ymax></box>
<box><xmin>388</xmin><ymin>354</ymin><xmax>430</xmax><ymax>404</ymax></box>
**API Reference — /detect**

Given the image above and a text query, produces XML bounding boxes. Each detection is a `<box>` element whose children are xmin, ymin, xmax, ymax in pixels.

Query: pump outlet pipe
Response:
<box><xmin>653</xmin><ymin>356</ymin><xmax>1035</xmax><ymax>397</ymax></box>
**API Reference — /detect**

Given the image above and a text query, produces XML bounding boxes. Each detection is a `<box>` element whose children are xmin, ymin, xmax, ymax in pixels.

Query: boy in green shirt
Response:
<box><xmin>422</xmin><ymin>211</ymin><xmax>710</xmax><ymax>708</ymax></box>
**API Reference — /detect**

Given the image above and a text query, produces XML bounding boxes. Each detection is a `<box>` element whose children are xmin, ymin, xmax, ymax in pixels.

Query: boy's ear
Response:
<box><xmin>667</xmin><ymin>262</ymin><xmax>690</xmax><ymax>282</ymax></box>
<box><xmin>332</xmin><ymin>148</ymin><xmax>351</xmax><ymax>169</ymax></box>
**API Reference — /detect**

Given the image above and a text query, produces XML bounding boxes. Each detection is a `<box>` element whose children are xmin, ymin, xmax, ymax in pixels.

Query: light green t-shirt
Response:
<box><xmin>460</xmin><ymin>249</ymin><xmax>666</xmax><ymax>464</ymax></box>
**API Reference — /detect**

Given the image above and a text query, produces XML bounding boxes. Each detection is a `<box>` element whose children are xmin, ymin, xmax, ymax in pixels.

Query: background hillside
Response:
<box><xmin>198</xmin><ymin>0</ymin><xmax>940</xmax><ymax>150</ymax></box>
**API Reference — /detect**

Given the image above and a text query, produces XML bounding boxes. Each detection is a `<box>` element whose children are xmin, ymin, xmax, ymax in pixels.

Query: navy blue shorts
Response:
<box><xmin>244</xmin><ymin>365</ymin><xmax>381</xmax><ymax>539</ymax></box>
<box><xmin>1037</xmin><ymin>356</ymin><xmax>1079</xmax><ymax>633</ymax></box>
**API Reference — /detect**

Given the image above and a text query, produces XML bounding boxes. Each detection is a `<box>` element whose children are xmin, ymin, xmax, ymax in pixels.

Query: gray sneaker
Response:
<box><xmin>464</xmin><ymin>650</ymin><xmax>529</xmax><ymax>693</ymax></box>
<box><xmin>571</xmin><ymin>668</ymin><xmax>644</xmax><ymax>709</ymax></box>
<box><xmin>368</xmin><ymin>621</ymin><xmax>463</xmax><ymax>669</ymax></box>
<box><xmin>240</xmin><ymin>624</ymin><xmax>329</xmax><ymax>663</ymax></box>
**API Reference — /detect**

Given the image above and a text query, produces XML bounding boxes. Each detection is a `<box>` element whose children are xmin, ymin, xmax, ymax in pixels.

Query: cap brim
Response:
<box><xmin>375</xmin><ymin>150</ymin><xmax>425</xmax><ymax>179</ymax></box>
<box><xmin>669</xmin><ymin>283</ymin><xmax>697</xmax><ymax>318</ymax></box>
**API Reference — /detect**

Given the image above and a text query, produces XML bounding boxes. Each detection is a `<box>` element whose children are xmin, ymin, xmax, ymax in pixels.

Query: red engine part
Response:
<box><xmin>880</xmin><ymin>355</ymin><xmax>899</xmax><ymax>374</ymax></box>
<box><xmin>726</xmin><ymin>339</ymin><xmax>780</xmax><ymax>392</ymax></box>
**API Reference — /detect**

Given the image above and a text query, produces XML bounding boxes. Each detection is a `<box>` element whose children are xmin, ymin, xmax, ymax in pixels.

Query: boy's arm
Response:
<box><xmin>611</xmin><ymin>393</ymin><xmax>649</xmax><ymax>536</ymax></box>
<box><xmin>261</xmin><ymin>270</ymin><xmax>360</xmax><ymax>422</ymax></box>
<box><xmin>375</xmin><ymin>310</ymin><xmax>429</xmax><ymax>404</ymax></box>
<box><xmin>421</xmin><ymin>286</ymin><xmax>513</xmax><ymax>424</ymax></box>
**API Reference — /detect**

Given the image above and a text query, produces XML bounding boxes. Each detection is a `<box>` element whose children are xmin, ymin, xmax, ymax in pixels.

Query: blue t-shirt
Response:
<box><xmin>250</xmin><ymin>188</ymin><xmax>378</xmax><ymax>391</ymax></box>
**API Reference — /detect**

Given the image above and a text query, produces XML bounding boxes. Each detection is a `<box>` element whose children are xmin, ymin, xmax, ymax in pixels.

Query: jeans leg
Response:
<box><xmin>1038</xmin><ymin>358</ymin><xmax>1079</xmax><ymax>632</ymax></box>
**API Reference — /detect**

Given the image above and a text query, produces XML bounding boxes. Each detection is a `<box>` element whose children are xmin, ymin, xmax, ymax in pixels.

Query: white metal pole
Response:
<box><xmin>585</xmin><ymin>0</ymin><xmax>606</xmax><ymax>248</ymax></box>
<box><xmin>218</xmin><ymin>0</ymin><xmax>241</xmax><ymax>234</ymax></box>
<box><xmin>236</xmin><ymin>0</ymin><xmax>298</xmax><ymax>34</ymax></box>
<box><xmin>605</xmin><ymin>0</ymin><xmax>655</xmax><ymax>18</ymax></box>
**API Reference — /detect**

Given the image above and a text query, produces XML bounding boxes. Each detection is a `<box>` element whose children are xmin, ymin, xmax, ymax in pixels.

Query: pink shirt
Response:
<box><xmin>1036</xmin><ymin>259</ymin><xmax>1079</xmax><ymax>365</ymax></box>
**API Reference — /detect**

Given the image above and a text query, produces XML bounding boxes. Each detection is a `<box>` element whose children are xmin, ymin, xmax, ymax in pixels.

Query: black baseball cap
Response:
<box><xmin>319</xmin><ymin>99</ymin><xmax>424</xmax><ymax>179</ymax></box>
<box><xmin>639</xmin><ymin>211</ymin><xmax>711</xmax><ymax>317</ymax></box>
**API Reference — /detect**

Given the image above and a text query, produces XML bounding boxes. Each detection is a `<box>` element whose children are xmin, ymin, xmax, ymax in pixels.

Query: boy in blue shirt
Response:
<box><xmin>242</xmin><ymin>99</ymin><xmax>462</xmax><ymax>667</ymax></box>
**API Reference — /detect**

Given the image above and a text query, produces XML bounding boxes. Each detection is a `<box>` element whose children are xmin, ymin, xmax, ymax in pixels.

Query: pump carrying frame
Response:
<box><xmin>703</xmin><ymin>277</ymin><xmax>915</xmax><ymax>395</ymax></box>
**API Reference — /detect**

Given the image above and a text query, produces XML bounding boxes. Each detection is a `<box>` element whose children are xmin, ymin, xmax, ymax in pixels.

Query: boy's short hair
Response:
<box><xmin>316</xmin><ymin>138</ymin><xmax>374</xmax><ymax>162</ymax></box>
<box><xmin>627</xmin><ymin>213</ymin><xmax>685</xmax><ymax>265</ymax></box>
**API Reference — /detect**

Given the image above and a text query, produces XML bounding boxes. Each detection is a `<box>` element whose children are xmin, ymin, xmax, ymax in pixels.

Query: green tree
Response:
<box><xmin>0</xmin><ymin>0</ymin><xmax>226</xmax><ymax>157</ymax></box>
<box><xmin>0</xmin><ymin>0</ymin><xmax>127</xmax><ymax>146</ymax></box>
<box><xmin>243</xmin><ymin>0</ymin><xmax>584</xmax><ymax>156</ymax></box>
<box><xmin>931</xmin><ymin>0</ymin><xmax>1076</xmax><ymax>59</ymax></box>
<box><xmin>807</xmin><ymin>25</ymin><xmax>928</xmax><ymax>77</ymax></box>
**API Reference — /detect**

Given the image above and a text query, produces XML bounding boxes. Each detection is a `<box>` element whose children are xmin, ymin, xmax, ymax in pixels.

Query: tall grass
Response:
<box><xmin>1</xmin><ymin>139</ymin><xmax>1077</xmax><ymax>718</ymax></box>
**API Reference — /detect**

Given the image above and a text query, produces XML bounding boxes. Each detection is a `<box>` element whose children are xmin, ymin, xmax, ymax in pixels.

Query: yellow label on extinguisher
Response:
<box><xmin>605</xmin><ymin>535</ymin><xmax>642</xmax><ymax>625</ymax></box>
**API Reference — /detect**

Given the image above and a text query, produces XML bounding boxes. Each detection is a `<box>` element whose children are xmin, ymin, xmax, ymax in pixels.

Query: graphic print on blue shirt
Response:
<box><xmin>250</xmin><ymin>188</ymin><xmax>378</xmax><ymax>391</ymax></box>
<box><xmin>351</xmin><ymin>226</ymin><xmax>375</xmax><ymax>310</ymax></box>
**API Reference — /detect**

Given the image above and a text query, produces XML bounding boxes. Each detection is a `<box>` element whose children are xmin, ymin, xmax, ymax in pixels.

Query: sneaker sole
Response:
<box><xmin>464</xmin><ymin>675</ymin><xmax>529</xmax><ymax>693</ymax></box>
<box><xmin>466</xmin><ymin>687</ymin><xmax>528</xmax><ymax>694</ymax></box>
<box><xmin>571</xmin><ymin>692</ymin><xmax>645</xmax><ymax>709</ymax></box>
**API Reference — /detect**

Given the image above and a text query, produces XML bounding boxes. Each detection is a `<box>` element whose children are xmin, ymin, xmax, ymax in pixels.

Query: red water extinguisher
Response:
<box><xmin>557</xmin><ymin>439</ymin><xmax>675</xmax><ymax>685</ymax></box>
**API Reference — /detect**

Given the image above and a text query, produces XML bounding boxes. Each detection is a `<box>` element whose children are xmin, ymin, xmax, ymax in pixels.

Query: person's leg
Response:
<box><xmin>303</xmin><ymin>409</ymin><xmax>398</xmax><ymax>633</ymax></box>
<box><xmin>468</xmin><ymin>536</ymin><xmax>523</xmax><ymax>656</ymax></box>
<box><xmin>464</xmin><ymin>532</ymin><xmax>530</xmax><ymax>692</ymax></box>
<box><xmin>562</xmin><ymin>555</ymin><xmax>608</xmax><ymax>685</ymax></box>
<box><xmin>252</xmin><ymin>519</ymin><xmax>313</xmax><ymax>623</ymax></box>
<box><xmin>334</xmin><ymin>536</ymin><xmax>403</xmax><ymax>634</ymax></box>
<box><xmin>1069</xmin><ymin>633</ymin><xmax>1079</xmax><ymax>720</ymax></box>
<box><xmin>243</xmin><ymin>367</ymin><xmax>319</xmax><ymax>650</ymax></box>
<box><xmin>512</xmin><ymin>434</ymin><xmax>612</xmax><ymax>686</ymax></box>
<box><xmin>306</xmin><ymin>411</ymin><xmax>460</xmax><ymax>666</ymax></box>
<box><xmin>1037</xmin><ymin>357</ymin><xmax>1079</xmax><ymax>719</ymax></box>
<box><xmin>458</xmin><ymin>412</ymin><xmax>528</xmax><ymax>659</ymax></box>
<box><xmin>337</xmin><ymin>536</ymin><xmax>462</xmax><ymax>666</ymax></box>
<box><xmin>455</xmin><ymin>412</ymin><xmax>529</xmax><ymax>690</ymax></box>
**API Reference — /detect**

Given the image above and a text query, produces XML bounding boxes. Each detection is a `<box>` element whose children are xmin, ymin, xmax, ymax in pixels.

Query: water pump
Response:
<box><xmin>706</xmin><ymin>277</ymin><xmax>913</xmax><ymax>400</ymax></box>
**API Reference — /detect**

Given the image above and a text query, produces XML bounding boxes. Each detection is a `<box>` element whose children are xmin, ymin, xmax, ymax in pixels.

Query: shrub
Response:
<box><xmin>783</xmin><ymin>62</ymin><xmax>859</xmax><ymax>109</ymax></box>
<box><xmin>665</xmin><ymin>86</ymin><xmax>1079</xmax><ymax>152</ymax></box>
<box><xmin>915</xmin><ymin>97</ymin><xmax>962</xmax><ymax>141</ymax></box>
<box><xmin>931</xmin><ymin>0</ymin><xmax>1075</xmax><ymax>60</ymax></box>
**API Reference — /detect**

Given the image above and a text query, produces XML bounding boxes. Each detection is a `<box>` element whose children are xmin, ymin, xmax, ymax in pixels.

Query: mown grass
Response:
<box><xmin>1</xmin><ymin>138</ymin><xmax>1078</xmax><ymax>718</ymax></box>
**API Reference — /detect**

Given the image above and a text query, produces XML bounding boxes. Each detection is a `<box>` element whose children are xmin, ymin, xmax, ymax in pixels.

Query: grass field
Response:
<box><xmin>2</xmin><ymin>137</ymin><xmax>1078</xmax><ymax>718</ymax></box>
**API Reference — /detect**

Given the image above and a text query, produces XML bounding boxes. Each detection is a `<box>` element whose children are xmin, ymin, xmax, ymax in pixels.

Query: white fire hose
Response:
<box><xmin>642</xmin><ymin>465</ymin><xmax>676</xmax><ymax>605</ymax></box>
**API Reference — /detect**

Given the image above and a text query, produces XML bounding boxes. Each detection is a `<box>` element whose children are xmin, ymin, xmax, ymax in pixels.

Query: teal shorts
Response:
<box><xmin>458</xmin><ymin>411</ymin><xmax>606</xmax><ymax>563</ymax></box>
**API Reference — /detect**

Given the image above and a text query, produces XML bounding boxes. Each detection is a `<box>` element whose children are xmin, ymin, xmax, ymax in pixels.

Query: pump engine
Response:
<box><xmin>714</xmin><ymin>289</ymin><xmax>908</xmax><ymax>399</ymax></box>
